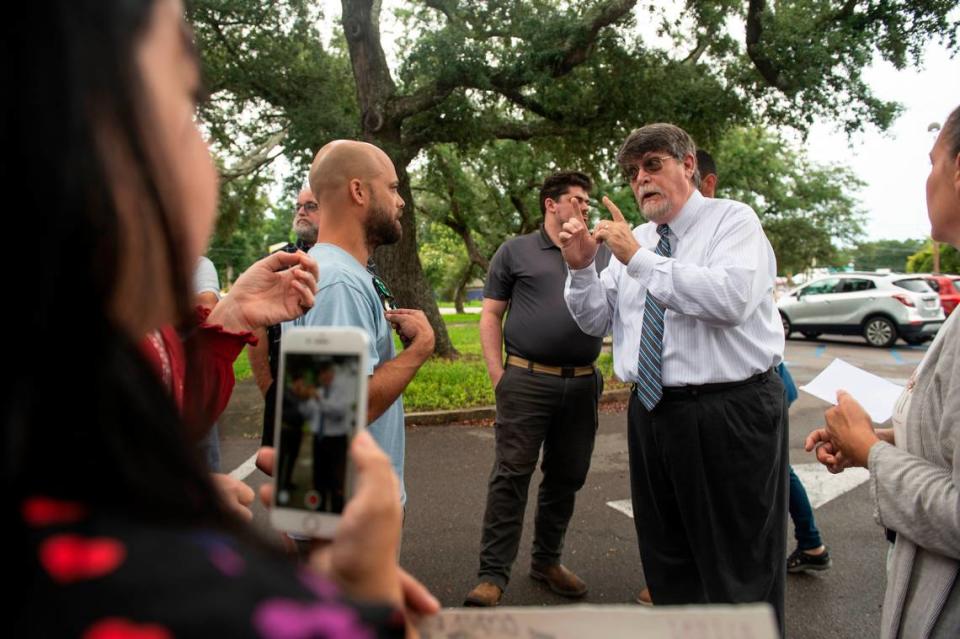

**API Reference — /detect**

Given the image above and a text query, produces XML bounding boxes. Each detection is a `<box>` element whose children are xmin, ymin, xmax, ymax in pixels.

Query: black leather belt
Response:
<box><xmin>632</xmin><ymin>368</ymin><xmax>774</xmax><ymax>398</ymax></box>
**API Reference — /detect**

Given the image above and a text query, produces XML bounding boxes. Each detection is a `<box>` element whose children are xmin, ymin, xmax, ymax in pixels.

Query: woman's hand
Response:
<box><xmin>322</xmin><ymin>431</ymin><xmax>404</xmax><ymax>606</ymax></box>
<box><xmin>822</xmin><ymin>390</ymin><xmax>881</xmax><ymax>468</ymax></box>
<box><xmin>208</xmin><ymin>251</ymin><xmax>319</xmax><ymax>333</ymax></box>
<box><xmin>804</xmin><ymin>428</ymin><xmax>854</xmax><ymax>474</ymax></box>
<box><xmin>255</xmin><ymin>435</ymin><xmax>438</xmax><ymax>619</ymax></box>
<box><xmin>211</xmin><ymin>472</ymin><xmax>255</xmax><ymax>521</ymax></box>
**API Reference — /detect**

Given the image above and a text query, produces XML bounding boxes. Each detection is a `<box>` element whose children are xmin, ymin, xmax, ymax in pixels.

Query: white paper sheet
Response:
<box><xmin>799</xmin><ymin>358</ymin><xmax>904</xmax><ymax>423</ymax></box>
<box><xmin>418</xmin><ymin>604</ymin><xmax>778</xmax><ymax>639</ymax></box>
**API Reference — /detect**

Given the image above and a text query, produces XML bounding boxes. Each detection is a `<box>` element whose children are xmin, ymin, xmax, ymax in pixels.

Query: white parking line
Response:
<box><xmin>607</xmin><ymin>499</ymin><xmax>634</xmax><ymax>518</ymax></box>
<box><xmin>791</xmin><ymin>463</ymin><xmax>870</xmax><ymax>509</ymax></box>
<box><xmin>606</xmin><ymin>463</ymin><xmax>870</xmax><ymax>518</ymax></box>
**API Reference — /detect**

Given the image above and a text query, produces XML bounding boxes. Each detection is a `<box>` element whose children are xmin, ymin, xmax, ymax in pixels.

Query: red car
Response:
<box><xmin>922</xmin><ymin>274</ymin><xmax>960</xmax><ymax>316</ymax></box>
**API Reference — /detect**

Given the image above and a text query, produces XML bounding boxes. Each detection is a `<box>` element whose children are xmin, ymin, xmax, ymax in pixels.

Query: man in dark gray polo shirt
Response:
<box><xmin>464</xmin><ymin>171</ymin><xmax>610</xmax><ymax>607</ymax></box>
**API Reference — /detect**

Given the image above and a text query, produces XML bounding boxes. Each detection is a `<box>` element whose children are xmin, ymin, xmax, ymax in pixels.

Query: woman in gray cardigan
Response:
<box><xmin>806</xmin><ymin>105</ymin><xmax>960</xmax><ymax>639</ymax></box>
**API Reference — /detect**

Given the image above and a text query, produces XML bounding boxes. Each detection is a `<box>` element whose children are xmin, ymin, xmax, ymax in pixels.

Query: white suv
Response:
<box><xmin>778</xmin><ymin>273</ymin><xmax>945</xmax><ymax>347</ymax></box>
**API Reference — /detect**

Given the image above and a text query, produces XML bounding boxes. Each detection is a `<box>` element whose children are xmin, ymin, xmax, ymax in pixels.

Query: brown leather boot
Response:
<box><xmin>529</xmin><ymin>563</ymin><xmax>587</xmax><ymax>598</ymax></box>
<box><xmin>463</xmin><ymin>581</ymin><xmax>503</xmax><ymax>607</ymax></box>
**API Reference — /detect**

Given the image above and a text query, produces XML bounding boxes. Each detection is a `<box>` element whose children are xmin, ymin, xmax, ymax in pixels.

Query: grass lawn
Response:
<box><xmin>233</xmin><ymin>316</ymin><xmax>624</xmax><ymax>411</ymax></box>
<box><xmin>401</xmin><ymin>321</ymin><xmax>624</xmax><ymax>411</ymax></box>
<box><xmin>234</xmin><ymin>350</ymin><xmax>253</xmax><ymax>382</ymax></box>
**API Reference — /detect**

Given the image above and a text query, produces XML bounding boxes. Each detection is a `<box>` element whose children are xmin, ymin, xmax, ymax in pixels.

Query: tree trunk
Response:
<box><xmin>454</xmin><ymin>285</ymin><xmax>466</xmax><ymax>314</ymax></box>
<box><xmin>341</xmin><ymin>0</ymin><xmax>457</xmax><ymax>358</ymax></box>
<box><xmin>453</xmin><ymin>262</ymin><xmax>473</xmax><ymax>314</ymax></box>
<box><xmin>374</xmin><ymin>166</ymin><xmax>458</xmax><ymax>358</ymax></box>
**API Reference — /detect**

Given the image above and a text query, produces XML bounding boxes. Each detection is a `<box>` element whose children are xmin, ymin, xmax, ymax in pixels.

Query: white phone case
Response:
<box><xmin>270</xmin><ymin>327</ymin><xmax>369</xmax><ymax>538</ymax></box>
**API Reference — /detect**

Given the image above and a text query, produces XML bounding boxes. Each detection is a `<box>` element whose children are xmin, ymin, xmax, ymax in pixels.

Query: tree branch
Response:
<box><xmin>682</xmin><ymin>37</ymin><xmax>708</xmax><ymax>66</ymax></box>
<box><xmin>745</xmin><ymin>0</ymin><xmax>789</xmax><ymax>91</ymax></box>
<box><xmin>509</xmin><ymin>193</ymin><xmax>536</xmax><ymax>234</ymax></box>
<box><xmin>389</xmin><ymin>82</ymin><xmax>457</xmax><ymax>122</ymax></box>
<box><xmin>403</xmin><ymin>115</ymin><xmax>562</xmax><ymax>149</ymax></box>
<box><xmin>206</xmin><ymin>20</ymin><xmax>297</xmax><ymax>107</ymax></box>
<box><xmin>391</xmin><ymin>0</ymin><xmax>637</xmax><ymax>121</ymax></box>
<box><xmin>219</xmin><ymin>129</ymin><xmax>288</xmax><ymax>182</ymax></box>
<box><xmin>421</xmin><ymin>0</ymin><xmax>459</xmax><ymax>26</ymax></box>
<box><xmin>830</xmin><ymin>0</ymin><xmax>860</xmax><ymax>24</ymax></box>
<box><xmin>553</xmin><ymin>0</ymin><xmax>637</xmax><ymax>75</ymax></box>
<box><xmin>341</xmin><ymin>0</ymin><xmax>398</xmax><ymax>135</ymax></box>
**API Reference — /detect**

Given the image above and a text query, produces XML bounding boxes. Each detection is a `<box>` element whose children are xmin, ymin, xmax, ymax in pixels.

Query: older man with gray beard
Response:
<box><xmin>559</xmin><ymin>123</ymin><xmax>787</xmax><ymax>635</ymax></box>
<box><xmin>251</xmin><ymin>187</ymin><xmax>322</xmax><ymax>446</ymax></box>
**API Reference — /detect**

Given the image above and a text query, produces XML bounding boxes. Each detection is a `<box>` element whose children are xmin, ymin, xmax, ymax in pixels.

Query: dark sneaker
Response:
<box><xmin>787</xmin><ymin>546</ymin><xmax>832</xmax><ymax>573</ymax></box>
<box><xmin>463</xmin><ymin>581</ymin><xmax>503</xmax><ymax>607</ymax></box>
<box><xmin>530</xmin><ymin>563</ymin><xmax>587</xmax><ymax>598</ymax></box>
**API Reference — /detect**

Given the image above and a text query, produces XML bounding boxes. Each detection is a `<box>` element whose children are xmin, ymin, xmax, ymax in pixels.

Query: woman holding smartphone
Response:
<box><xmin>4</xmin><ymin>1</ymin><xmax>437</xmax><ymax>636</ymax></box>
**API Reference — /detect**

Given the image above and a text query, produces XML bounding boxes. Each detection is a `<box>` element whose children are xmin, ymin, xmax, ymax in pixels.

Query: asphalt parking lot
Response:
<box><xmin>219</xmin><ymin>335</ymin><xmax>929</xmax><ymax>639</ymax></box>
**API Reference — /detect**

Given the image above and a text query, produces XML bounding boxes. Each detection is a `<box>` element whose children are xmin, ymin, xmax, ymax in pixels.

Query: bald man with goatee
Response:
<box><xmin>285</xmin><ymin>140</ymin><xmax>435</xmax><ymax>506</ymax></box>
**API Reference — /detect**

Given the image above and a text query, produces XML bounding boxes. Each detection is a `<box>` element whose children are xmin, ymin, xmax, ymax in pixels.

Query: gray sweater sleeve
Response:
<box><xmin>868</xmin><ymin>319</ymin><xmax>960</xmax><ymax>559</ymax></box>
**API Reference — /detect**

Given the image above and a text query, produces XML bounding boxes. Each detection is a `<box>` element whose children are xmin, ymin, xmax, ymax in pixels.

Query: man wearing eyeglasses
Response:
<box><xmin>252</xmin><ymin>187</ymin><xmax>322</xmax><ymax>448</ymax></box>
<box><xmin>288</xmin><ymin>140</ymin><xmax>435</xmax><ymax>508</ymax></box>
<box><xmin>560</xmin><ymin>124</ymin><xmax>787</xmax><ymax>634</ymax></box>
<box><xmin>464</xmin><ymin>171</ymin><xmax>611</xmax><ymax>608</ymax></box>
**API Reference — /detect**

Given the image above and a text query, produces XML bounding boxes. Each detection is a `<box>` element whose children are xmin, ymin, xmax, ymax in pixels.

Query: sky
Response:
<box><xmin>307</xmin><ymin>2</ymin><xmax>958</xmax><ymax>243</ymax></box>
<box><xmin>804</xmin><ymin>42</ymin><xmax>959</xmax><ymax>242</ymax></box>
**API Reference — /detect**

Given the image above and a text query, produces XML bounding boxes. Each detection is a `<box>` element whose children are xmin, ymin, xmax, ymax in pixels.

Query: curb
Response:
<box><xmin>405</xmin><ymin>387</ymin><xmax>632</xmax><ymax>426</ymax></box>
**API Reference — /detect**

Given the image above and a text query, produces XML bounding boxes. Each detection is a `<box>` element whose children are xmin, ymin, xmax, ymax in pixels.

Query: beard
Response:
<box><xmin>364</xmin><ymin>195</ymin><xmax>402</xmax><ymax>248</ymax></box>
<box><xmin>292</xmin><ymin>218</ymin><xmax>319</xmax><ymax>245</ymax></box>
<box><xmin>635</xmin><ymin>188</ymin><xmax>672</xmax><ymax>223</ymax></box>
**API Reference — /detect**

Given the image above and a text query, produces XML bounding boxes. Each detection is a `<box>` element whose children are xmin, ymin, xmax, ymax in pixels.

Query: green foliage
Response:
<box><xmin>206</xmin><ymin>173</ymin><xmax>286</xmax><ymax>283</ymax></box>
<box><xmin>710</xmin><ymin>127</ymin><xmax>866</xmax><ymax>274</ymax></box>
<box><xmin>233</xmin><ymin>349</ymin><xmax>252</xmax><ymax>382</ymax></box>
<box><xmin>728</xmin><ymin>0</ymin><xmax>956</xmax><ymax>134</ymax></box>
<box><xmin>848</xmin><ymin>238</ymin><xmax>927</xmax><ymax>272</ymax></box>
<box><xmin>189</xmin><ymin>0</ymin><xmax>358</xmax><ymax>173</ymax></box>
<box><xmin>402</xmin><ymin>356</ymin><xmax>494</xmax><ymax>411</ymax></box>
<box><xmin>417</xmin><ymin>222</ymin><xmax>468</xmax><ymax>297</ymax></box>
<box><xmin>907</xmin><ymin>242</ymin><xmax>960</xmax><ymax>274</ymax></box>
<box><xmin>399</xmin><ymin>317</ymin><xmax>624</xmax><ymax>411</ymax></box>
<box><xmin>440</xmin><ymin>313</ymin><xmax>482</xmax><ymax>323</ymax></box>
<box><xmin>186</xmin><ymin>0</ymin><xmax>958</xmax><ymax>353</ymax></box>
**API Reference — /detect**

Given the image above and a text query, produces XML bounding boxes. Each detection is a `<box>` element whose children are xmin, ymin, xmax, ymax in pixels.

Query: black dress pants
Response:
<box><xmin>477</xmin><ymin>365</ymin><xmax>601</xmax><ymax>589</ymax></box>
<box><xmin>628</xmin><ymin>370</ymin><xmax>788</xmax><ymax>635</ymax></box>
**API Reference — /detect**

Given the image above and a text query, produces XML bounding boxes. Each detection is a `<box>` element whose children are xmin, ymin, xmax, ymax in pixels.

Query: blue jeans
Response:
<box><xmin>198</xmin><ymin>423</ymin><xmax>221</xmax><ymax>472</ymax></box>
<box><xmin>789</xmin><ymin>466</ymin><xmax>822</xmax><ymax>550</ymax></box>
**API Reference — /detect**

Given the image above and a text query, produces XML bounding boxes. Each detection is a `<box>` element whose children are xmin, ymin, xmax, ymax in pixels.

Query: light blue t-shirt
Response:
<box><xmin>285</xmin><ymin>243</ymin><xmax>406</xmax><ymax>504</ymax></box>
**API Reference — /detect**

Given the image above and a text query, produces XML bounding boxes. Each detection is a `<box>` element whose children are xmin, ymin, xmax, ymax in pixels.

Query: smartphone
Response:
<box><xmin>270</xmin><ymin>327</ymin><xmax>369</xmax><ymax>538</ymax></box>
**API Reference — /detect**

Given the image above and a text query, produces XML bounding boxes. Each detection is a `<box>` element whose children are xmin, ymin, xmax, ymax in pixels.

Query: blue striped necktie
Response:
<box><xmin>635</xmin><ymin>224</ymin><xmax>671</xmax><ymax>411</ymax></box>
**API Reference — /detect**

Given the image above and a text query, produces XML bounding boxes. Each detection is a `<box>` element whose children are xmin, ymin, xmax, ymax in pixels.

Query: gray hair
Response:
<box><xmin>616</xmin><ymin>123</ymin><xmax>697</xmax><ymax>180</ymax></box>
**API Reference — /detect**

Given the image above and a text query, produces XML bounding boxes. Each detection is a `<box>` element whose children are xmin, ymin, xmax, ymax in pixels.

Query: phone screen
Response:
<box><xmin>275</xmin><ymin>352</ymin><xmax>360</xmax><ymax>514</ymax></box>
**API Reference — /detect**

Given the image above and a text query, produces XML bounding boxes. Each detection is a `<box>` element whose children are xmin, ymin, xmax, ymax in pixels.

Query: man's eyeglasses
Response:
<box><xmin>622</xmin><ymin>154</ymin><xmax>677</xmax><ymax>182</ymax></box>
<box><xmin>295</xmin><ymin>201</ymin><xmax>319</xmax><ymax>213</ymax></box>
<box><xmin>371</xmin><ymin>273</ymin><xmax>397</xmax><ymax>312</ymax></box>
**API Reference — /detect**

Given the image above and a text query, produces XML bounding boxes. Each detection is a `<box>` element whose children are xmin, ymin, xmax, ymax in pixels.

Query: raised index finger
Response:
<box><xmin>602</xmin><ymin>196</ymin><xmax>627</xmax><ymax>223</ymax></box>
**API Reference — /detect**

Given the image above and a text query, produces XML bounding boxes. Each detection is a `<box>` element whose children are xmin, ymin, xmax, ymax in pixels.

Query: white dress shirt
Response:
<box><xmin>565</xmin><ymin>190</ymin><xmax>784</xmax><ymax>386</ymax></box>
<box><xmin>313</xmin><ymin>373</ymin><xmax>355</xmax><ymax>437</ymax></box>
<box><xmin>193</xmin><ymin>256</ymin><xmax>221</xmax><ymax>299</ymax></box>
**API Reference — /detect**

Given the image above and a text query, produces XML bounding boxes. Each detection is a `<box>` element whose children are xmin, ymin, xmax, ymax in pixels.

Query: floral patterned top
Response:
<box><xmin>20</xmin><ymin>496</ymin><xmax>405</xmax><ymax>638</ymax></box>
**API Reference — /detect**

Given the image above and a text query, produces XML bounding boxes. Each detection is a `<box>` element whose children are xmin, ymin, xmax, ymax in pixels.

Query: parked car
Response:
<box><xmin>919</xmin><ymin>273</ymin><xmax>960</xmax><ymax>316</ymax></box>
<box><xmin>778</xmin><ymin>273</ymin><xmax>945</xmax><ymax>347</ymax></box>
